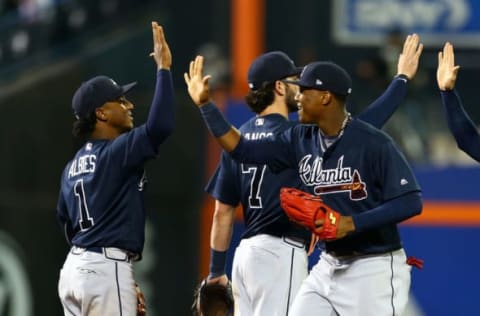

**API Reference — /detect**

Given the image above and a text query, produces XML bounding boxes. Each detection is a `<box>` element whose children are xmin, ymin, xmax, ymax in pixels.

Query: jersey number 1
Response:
<box><xmin>241</xmin><ymin>164</ymin><xmax>266</xmax><ymax>208</ymax></box>
<box><xmin>74</xmin><ymin>179</ymin><xmax>94</xmax><ymax>230</ymax></box>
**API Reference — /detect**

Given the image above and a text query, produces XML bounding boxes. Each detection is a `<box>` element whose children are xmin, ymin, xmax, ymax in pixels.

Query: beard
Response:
<box><xmin>285</xmin><ymin>87</ymin><xmax>298</xmax><ymax>113</ymax></box>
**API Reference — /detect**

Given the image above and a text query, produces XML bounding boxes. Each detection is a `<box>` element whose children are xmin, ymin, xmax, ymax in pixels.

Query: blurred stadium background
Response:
<box><xmin>0</xmin><ymin>0</ymin><xmax>478</xmax><ymax>315</ymax></box>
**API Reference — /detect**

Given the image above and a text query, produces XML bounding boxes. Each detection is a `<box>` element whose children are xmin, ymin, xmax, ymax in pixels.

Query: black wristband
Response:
<box><xmin>209</xmin><ymin>248</ymin><xmax>227</xmax><ymax>278</ymax></box>
<box><xmin>199</xmin><ymin>103</ymin><xmax>232</xmax><ymax>137</ymax></box>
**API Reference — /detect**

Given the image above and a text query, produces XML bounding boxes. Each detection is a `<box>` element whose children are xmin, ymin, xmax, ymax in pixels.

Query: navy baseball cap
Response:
<box><xmin>72</xmin><ymin>76</ymin><xmax>137</xmax><ymax>119</ymax></box>
<box><xmin>247</xmin><ymin>51</ymin><xmax>303</xmax><ymax>91</ymax></box>
<box><xmin>285</xmin><ymin>61</ymin><xmax>352</xmax><ymax>96</ymax></box>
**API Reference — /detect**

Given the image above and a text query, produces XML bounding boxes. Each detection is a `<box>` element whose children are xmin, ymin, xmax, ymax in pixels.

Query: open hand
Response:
<box><xmin>397</xmin><ymin>33</ymin><xmax>423</xmax><ymax>79</ymax></box>
<box><xmin>437</xmin><ymin>42</ymin><xmax>460</xmax><ymax>91</ymax></box>
<box><xmin>150</xmin><ymin>21</ymin><xmax>171</xmax><ymax>70</ymax></box>
<box><xmin>184</xmin><ymin>55</ymin><xmax>212</xmax><ymax>106</ymax></box>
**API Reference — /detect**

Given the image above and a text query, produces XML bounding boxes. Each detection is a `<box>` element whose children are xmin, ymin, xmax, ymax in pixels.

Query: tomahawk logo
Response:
<box><xmin>298</xmin><ymin>155</ymin><xmax>367</xmax><ymax>200</ymax></box>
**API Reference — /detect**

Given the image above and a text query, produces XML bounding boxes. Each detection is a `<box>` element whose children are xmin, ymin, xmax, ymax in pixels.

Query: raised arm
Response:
<box><xmin>184</xmin><ymin>55</ymin><xmax>240</xmax><ymax>152</ymax></box>
<box><xmin>358</xmin><ymin>34</ymin><xmax>423</xmax><ymax>128</ymax></box>
<box><xmin>437</xmin><ymin>42</ymin><xmax>480</xmax><ymax>162</ymax></box>
<box><xmin>145</xmin><ymin>22</ymin><xmax>175</xmax><ymax>148</ymax></box>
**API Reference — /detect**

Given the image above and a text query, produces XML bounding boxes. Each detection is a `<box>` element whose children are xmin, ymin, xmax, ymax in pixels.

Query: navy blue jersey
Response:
<box><xmin>206</xmin><ymin>114</ymin><xmax>309</xmax><ymax>240</ymax></box>
<box><xmin>231</xmin><ymin>118</ymin><xmax>421</xmax><ymax>254</ymax></box>
<box><xmin>57</xmin><ymin>70</ymin><xmax>174</xmax><ymax>255</ymax></box>
<box><xmin>56</xmin><ymin>125</ymin><xmax>156</xmax><ymax>254</ymax></box>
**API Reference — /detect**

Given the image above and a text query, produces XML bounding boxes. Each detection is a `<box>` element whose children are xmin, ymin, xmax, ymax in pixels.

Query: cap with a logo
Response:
<box><xmin>72</xmin><ymin>75</ymin><xmax>137</xmax><ymax>119</ymax></box>
<box><xmin>284</xmin><ymin>61</ymin><xmax>352</xmax><ymax>96</ymax></box>
<box><xmin>247</xmin><ymin>51</ymin><xmax>303</xmax><ymax>91</ymax></box>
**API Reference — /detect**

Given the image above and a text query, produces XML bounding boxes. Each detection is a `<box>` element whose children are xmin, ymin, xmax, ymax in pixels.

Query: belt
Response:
<box><xmin>328</xmin><ymin>249</ymin><xmax>364</xmax><ymax>259</ymax></box>
<box><xmin>282</xmin><ymin>236</ymin><xmax>309</xmax><ymax>251</ymax></box>
<box><xmin>72</xmin><ymin>246</ymin><xmax>139</xmax><ymax>262</ymax></box>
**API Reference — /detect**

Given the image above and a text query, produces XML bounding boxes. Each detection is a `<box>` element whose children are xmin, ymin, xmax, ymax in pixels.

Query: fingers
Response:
<box><xmin>151</xmin><ymin>21</ymin><xmax>157</xmax><ymax>45</ymax></box>
<box><xmin>438</xmin><ymin>51</ymin><xmax>443</xmax><ymax>66</ymax></box>
<box><xmin>189</xmin><ymin>60</ymin><xmax>194</xmax><ymax>78</ymax></box>
<box><xmin>202</xmin><ymin>75</ymin><xmax>211</xmax><ymax>85</ymax></box>
<box><xmin>184</xmin><ymin>55</ymin><xmax>208</xmax><ymax>86</ymax></box>
<box><xmin>403</xmin><ymin>33</ymin><xmax>422</xmax><ymax>57</ymax></box>
<box><xmin>197</xmin><ymin>55</ymin><xmax>204</xmax><ymax>77</ymax></box>
<box><xmin>446</xmin><ymin>42</ymin><xmax>454</xmax><ymax>66</ymax></box>
<box><xmin>151</xmin><ymin>21</ymin><xmax>164</xmax><ymax>45</ymax></box>
<box><xmin>157</xmin><ymin>24</ymin><xmax>166</xmax><ymax>46</ymax></box>
<box><xmin>415</xmin><ymin>43</ymin><xmax>424</xmax><ymax>58</ymax></box>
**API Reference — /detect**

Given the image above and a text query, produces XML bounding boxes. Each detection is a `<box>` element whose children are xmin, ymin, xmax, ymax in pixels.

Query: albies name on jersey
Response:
<box><xmin>68</xmin><ymin>155</ymin><xmax>96</xmax><ymax>178</ymax></box>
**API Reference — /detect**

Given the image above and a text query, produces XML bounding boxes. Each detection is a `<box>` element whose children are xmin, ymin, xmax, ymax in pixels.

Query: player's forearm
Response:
<box><xmin>145</xmin><ymin>69</ymin><xmax>175</xmax><ymax>147</ymax></box>
<box><xmin>352</xmin><ymin>191</ymin><xmax>422</xmax><ymax>232</ymax></box>
<box><xmin>200</xmin><ymin>102</ymin><xmax>283</xmax><ymax>163</ymax></box>
<box><xmin>209</xmin><ymin>202</ymin><xmax>235</xmax><ymax>278</ymax></box>
<box><xmin>199</xmin><ymin>102</ymin><xmax>240</xmax><ymax>152</ymax></box>
<box><xmin>210</xmin><ymin>202</ymin><xmax>236</xmax><ymax>250</ymax></box>
<box><xmin>357</xmin><ymin>75</ymin><xmax>409</xmax><ymax>129</ymax></box>
<box><xmin>441</xmin><ymin>89</ymin><xmax>480</xmax><ymax>162</ymax></box>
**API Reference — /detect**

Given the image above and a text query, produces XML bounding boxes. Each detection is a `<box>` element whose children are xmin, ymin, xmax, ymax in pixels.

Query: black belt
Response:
<box><xmin>282</xmin><ymin>236</ymin><xmax>309</xmax><ymax>251</ymax></box>
<box><xmin>86</xmin><ymin>246</ymin><xmax>103</xmax><ymax>254</ymax></box>
<box><xmin>328</xmin><ymin>249</ymin><xmax>364</xmax><ymax>258</ymax></box>
<box><xmin>84</xmin><ymin>246</ymin><xmax>139</xmax><ymax>261</ymax></box>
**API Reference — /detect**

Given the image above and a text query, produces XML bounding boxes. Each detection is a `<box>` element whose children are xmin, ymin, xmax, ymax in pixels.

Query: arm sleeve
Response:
<box><xmin>357</xmin><ymin>75</ymin><xmax>408</xmax><ymax>129</ymax></box>
<box><xmin>352</xmin><ymin>140</ymin><xmax>422</xmax><ymax>231</ymax></box>
<box><xmin>441</xmin><ymin>89</ymin><xmax>480</xmax><ymax>162</ymax></box>
<box><xmin>205</xmin><ymin>151</ymin><xmax>241</xmax><ymax>206</ymax></box>
<box><xmin>352</xmin><ymin>191</ymin><xmax>422</xmax><ymax>232</ymax></box>
<box><xmin>145</xmin><ymin>69</ymin><xmax>175</xmax><ymax>148</ymax></box>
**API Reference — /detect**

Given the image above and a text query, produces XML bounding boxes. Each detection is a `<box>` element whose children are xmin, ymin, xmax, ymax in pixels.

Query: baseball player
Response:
<box><xmin>436</xmin><ymin>42</ymin><xmax>480</xmax><ymax>162</ymax></box>
<box><xmin>192</xmin><ymin>36</ymin><xmax>423</xmax><ymax>315</ymax></box>
<box><xmin>56</xmin><ymin>22</ymin><xmax>174</xmax><ymax>316</ymax></box>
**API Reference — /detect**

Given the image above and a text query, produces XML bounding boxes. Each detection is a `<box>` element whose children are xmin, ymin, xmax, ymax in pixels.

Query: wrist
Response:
<box><xmin>209</xmin><ymin>249</ymin><xmax>227</xmax><ymax>278</ymax></box>
<box><xmin>200</xmin><ymin>103</ymin><xmax>232</xmax><ymax>137</ymax></box>
<box><xmin>344</xmin><ymin>216</ymin><xmax>356</xmax><ymax>234</ymax></box>
<box><xmin>395</xmin><ymin>73</ymin><xmax>410</xmax><ymax>81</ymax></box>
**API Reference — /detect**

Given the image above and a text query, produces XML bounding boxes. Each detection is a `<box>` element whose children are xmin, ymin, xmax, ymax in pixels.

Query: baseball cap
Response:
<box><xmin>247</xmin><ymin>51</ymin><xmax>303</xmax><ymax>91</ymax></box>
<box><xmin>284</xmin><ymin>61</ymin><xmax>352</xmax><ymax>96</ymax></box>
<box><xmin>72</xmin><ymin>76</ymin><xmax>137</xmax><ymax>119</ymax></box>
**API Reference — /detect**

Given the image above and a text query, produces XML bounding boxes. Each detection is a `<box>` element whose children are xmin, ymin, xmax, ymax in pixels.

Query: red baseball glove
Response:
<box><xmin>280</xmin><ymin>187</ymin><xmax>341</xmax><ymax>240</ymax></box>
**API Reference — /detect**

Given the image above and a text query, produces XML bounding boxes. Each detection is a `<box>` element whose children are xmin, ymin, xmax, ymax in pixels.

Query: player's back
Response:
<box><xmin>58</xmin><ymin>126</ymin><xmax>156</xmax><ymax>254</ymax></box>
<box><xmin>233</xmin><ymin>114</ymin><xmax>304</xmax><ymax>239</ymax></box>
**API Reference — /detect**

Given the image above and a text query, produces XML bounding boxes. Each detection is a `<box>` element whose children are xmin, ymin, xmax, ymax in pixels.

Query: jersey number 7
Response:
<box><xmin>241</xmin><ymin>164</ymin><xmax>266</xmax><ymax>209</ymax></box>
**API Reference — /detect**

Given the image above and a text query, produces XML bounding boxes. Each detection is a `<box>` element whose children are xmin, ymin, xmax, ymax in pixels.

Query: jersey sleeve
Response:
<box><xmin>357</xmin><ymin>75</ymin><xmax>408</xmax><ymax>129</ymax></box>
<box><xmin>375</xmin><ymin>140</ymin><xmax>421</xmax><ymax>200</ymax></box>
<box><xmin>107</xmin><ymin>124</ymin><xmax>157</xmax><ymax>169</ymax></box>
<box><xmin>145</xmin><ymin>69</ymin><xmax>175</xmax><ymax>148</ymax></box>
<box><xmin>351</xmin><ymin>138</ymin><xmax>422</xmax><ymax>231</ymax></box>
<box><xmin>205</xmin><ymin>151</ymin><xmax>240</xmax><ymax>206</ymax></box>
<box><xmin>56</xmin><ymin>176</ymin><xmax>74</xmax><ymax>244</ymax></box>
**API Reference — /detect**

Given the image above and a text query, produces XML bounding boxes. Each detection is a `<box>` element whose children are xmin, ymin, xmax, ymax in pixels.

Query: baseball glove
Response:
<box><xmin>280</xmin><ymin>187</ymin><xmax>341</xmax><ymax>240</ymax></box>
<box><xmin>135</xmin><ymin>283</ymin><xmax>146</xmax><ymax>316</ymax></box>
<box><xmin>192</xmin><ymin>279</ymin><xmax>234</xmax><ymax>316</ymax></box>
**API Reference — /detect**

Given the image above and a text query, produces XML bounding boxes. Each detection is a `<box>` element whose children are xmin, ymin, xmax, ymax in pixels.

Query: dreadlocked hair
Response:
<box><xmin>72</xmin><ymin>111</ymin><xmax>97</xmax><ymax>144</ymax></box>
